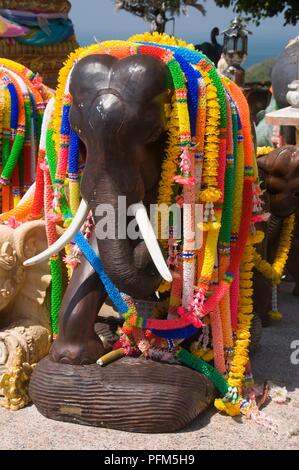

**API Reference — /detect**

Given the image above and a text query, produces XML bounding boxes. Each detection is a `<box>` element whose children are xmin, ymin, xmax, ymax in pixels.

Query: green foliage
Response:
<box><xmin>115</xmin><ymin>0</ymin><xmax>206</xmax><ymax>16</ymax></box>
<box><xmin>214</xmin><ymin>0</ymin><xmax>299</xmax><ymax>26</ymax></box>
<box><xmin>245</xmin><ymin>58</ymin><xmax>277</xmax><ymax>82</ymax></box>
<box><xmin>114</xmin><ymin>1</ymin><xmax>206</xmax><ymax>32</ymax></box>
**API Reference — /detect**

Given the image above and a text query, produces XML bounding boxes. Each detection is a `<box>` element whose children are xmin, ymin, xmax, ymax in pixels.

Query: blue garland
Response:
<box><xmin>7</xmin><ymin>82</ymin><xmax>19</xmax><ymax>130</ymax></box>
<box><xmin>151</xmin><ymin>324</ymin><xmax>198</xmax><ymax>339</ymax></box>
<box><xmin>68</xmin><ymin>129</ymin><xmax>80</xmax><ymax>175</ymax></box>
<box><xmin>74</xmin><ymin>232</ymin><xmax>129</xmax><ymax>314</ymax></box>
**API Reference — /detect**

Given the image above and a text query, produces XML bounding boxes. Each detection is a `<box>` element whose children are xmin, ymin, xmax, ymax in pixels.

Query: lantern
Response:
<box><xmin>221</xmin><ymin>16</ymin><xmax>251</xmax><ymax>86</ymax></box>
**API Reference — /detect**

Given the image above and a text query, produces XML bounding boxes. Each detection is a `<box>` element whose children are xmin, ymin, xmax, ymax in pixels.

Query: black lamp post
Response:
<box><xmin>221</xmin><ymin>16</ymin><xmax>251</xmax><ymax>87</ymax></box>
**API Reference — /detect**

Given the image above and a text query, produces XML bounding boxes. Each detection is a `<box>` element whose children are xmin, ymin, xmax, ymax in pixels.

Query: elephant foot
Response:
<box><xmin>29</xmin><ymin>355</ymin><xmax>216</xmax><ymax>433</ymax></box>
<box><xmin>49</xmin><ymin>337</ymin><xmax>104</xmax><ymax>365</ymax></box>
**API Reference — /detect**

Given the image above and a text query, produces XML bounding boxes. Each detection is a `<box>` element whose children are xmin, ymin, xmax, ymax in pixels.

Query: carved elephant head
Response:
<box><xmin>26</xmin><ymin>54</ymin><xmax>173</xmax><ymax>299</ymax></box>
<box><xmin>0</xmin><ymin>220</ymin><xmax>51</xmax><ymax>323</ymax></box>
<box><xmin>0</xmin><ymin>220</ymin><xmax>52</xmax><ymax>373</ymax></box>
<box><xmin>257</xmin><ymin>146</ymin><xmax>299</xmax><ymax>218</ymax></box>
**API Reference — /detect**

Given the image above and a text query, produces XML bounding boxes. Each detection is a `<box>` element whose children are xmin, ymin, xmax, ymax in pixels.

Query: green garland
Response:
<box><xmin>50</xmin><ymin>256</ymin><xmax>63</xmax><ymax>335</ymax></box>
<box><xmin>176</xmin><ymin>347</ymin><xmax>229</xmax><ymax>396</ymax></box>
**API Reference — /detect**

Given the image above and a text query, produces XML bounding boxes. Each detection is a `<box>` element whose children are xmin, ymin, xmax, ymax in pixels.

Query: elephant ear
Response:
<box><xmin>257</xmin><ymin>149</ymin><xmax>279</xmax><ymax>176</ymax></box>
<box><xmin>13</xmin><ymin>220</ymin><xmax>51</xmax><ymax>306</ymax></box>
<box><xmin>109</xmin><ymin>54</ymin><xmax>171</xmax><ymax>105</ymax></box>
<box><xmin>69</xmin><ymin>54</ymin><xmax>117</xmax><ymax>101</ymax></box>
<box><xmin>257</xmin><ymin>146</ymin><xmax>297</xmax><ymax>177</ymax></box>
<box><xmin>257</xmin><ymin>154</ymin><xmax>271</xmax><ymax>175</ymax></box>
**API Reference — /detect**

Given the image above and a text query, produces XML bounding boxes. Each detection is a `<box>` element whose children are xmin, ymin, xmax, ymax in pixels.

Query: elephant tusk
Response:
<box><xmin>130</xmin><ymin>202</ymin><xmax>173</xmax><ymax>283</ymax></box>
<box><xmin>23</xmin><ymin>199</ymin><xmax>89</xmax><ymax>267</ymax></box>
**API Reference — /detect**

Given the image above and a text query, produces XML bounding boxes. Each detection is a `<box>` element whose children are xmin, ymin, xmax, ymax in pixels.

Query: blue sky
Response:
<box><xmin>70</xmin><ymin>0</ymin><xmax>298</xmax><ymax>66</ymax></box>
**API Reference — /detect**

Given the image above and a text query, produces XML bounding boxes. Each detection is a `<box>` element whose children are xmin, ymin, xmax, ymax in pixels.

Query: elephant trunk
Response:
<box><xmin>24</xmin><ymin>176</ymin><xmax>171</xmax><ymax>299</ymax></box>
<box><xmin>90</xmin><ymin>173</ymin><xmax>169</xmax><ymax>299</ymax></box>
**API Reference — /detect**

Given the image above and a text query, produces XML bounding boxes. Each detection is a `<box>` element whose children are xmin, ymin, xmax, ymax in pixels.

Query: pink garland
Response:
<box><xmin>210</xmin><ymin>305</ymin><xmax>226</xmax><ymax>374</ymax></box>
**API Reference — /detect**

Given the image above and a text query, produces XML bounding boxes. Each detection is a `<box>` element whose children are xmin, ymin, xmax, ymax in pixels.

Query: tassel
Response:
<box><xmin>268</xmin><ymin>284</ymin><xmax>283</xmax><ymax>320</ymax></box>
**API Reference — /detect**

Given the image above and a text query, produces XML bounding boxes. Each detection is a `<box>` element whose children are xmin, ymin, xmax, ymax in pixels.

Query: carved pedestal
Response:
<box><xmin>29</xmin><ymin>356</ymin><xmax>216</xmax><ymax>433</ymax></box>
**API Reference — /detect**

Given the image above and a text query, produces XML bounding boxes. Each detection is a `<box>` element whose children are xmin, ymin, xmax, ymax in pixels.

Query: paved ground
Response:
<box><xmin>0</xmin><ymin>282</ymin><xmax>298</xmax><ymax>450</ymax></box>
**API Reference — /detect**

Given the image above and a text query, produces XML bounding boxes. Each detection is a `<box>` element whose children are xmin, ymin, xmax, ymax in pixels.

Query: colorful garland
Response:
<box><xmin>0</xmin><ymin>59</ymin><xmax>51</xmax><ymax>215</ymax></box>
<box><xmin>0</xmin><ymin>62</ymin><xmax>55</xmax><ymax>330</ymax></box>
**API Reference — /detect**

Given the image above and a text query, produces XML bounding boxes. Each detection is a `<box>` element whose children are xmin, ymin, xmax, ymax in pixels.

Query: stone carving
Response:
<box><xmin>0</xmin><ymin>346</ymin><xmax>35</xmax><ymax>411</ymax></box>
<box><xmin>0</xmin><ymin>220</ymin><xmax>52</xmax><ymax>408</ymax></box>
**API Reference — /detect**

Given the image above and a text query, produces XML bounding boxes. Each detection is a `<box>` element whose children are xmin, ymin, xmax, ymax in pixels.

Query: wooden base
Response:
<box><xmin>29</xmin><ymin>356</ymin><xmax>216</xmax><ymax>433</ymax></box>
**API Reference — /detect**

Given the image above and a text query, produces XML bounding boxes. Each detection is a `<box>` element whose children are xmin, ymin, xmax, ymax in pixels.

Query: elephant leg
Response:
<box><xmin>253</xmin><ymin>269</ymin><xmax>272</xmax><ymax>326</ymax></box>
<box><xmin>50</xmin><ymin>229</ymin><xmax>107</xmax><ymax>365</ymax></box>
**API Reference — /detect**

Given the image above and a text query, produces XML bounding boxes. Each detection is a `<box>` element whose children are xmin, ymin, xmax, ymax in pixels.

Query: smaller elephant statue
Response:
<box><xmin>255</xmin><ymin>145</ymin><xmax>299</xmax><ymax>324</ymax></box>
<box><xmin>195</xmin><ymin>27</ymin><xmax>222</xmax><ymax>66</ymax></box>
<box><xmin>0</xmin><ymin>220</ymin><xmax>52</xmax><ymax>409</ymax></box>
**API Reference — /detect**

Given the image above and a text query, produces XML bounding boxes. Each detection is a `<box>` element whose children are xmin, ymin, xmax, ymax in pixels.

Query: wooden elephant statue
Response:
<box><xmin>26</xmin><ymin>34</ymin><xmax>265</xmax><ymax>432</ymax></box>
<box><xmin>0</xmin><ymin>220</ymin><xmax>53</xmax><ymax>410</ymax></box>
<box><xmin>255</xmin><ymin>145</ymin><xmax>299</xmax><ymax>325</ymax></box>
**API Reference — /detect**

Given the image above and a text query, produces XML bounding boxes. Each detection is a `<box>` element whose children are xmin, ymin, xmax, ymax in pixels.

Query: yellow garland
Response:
<box><xmin>253</xmin><ymin>213</ymin><xmax>295</xmax><ymax>284</ymax></box>
<box><xmin>257</xmin><ymin>146</ymin><xmax>274</xmax><ymax>157</ymax></box>
<box><xmin>53</xmin><ymin>43</ymin><xmax>102</xmax><ymax>152</ymax></box>
<box><xmin>193</xmin><ymin>64</ymin><xmax>222</xmax><ymax>286</ymax></box>
<box><xmin>190</xmin><ymin>345</ymin><xmax>214</xmax><ymax>362</ymax></box>
<box><xmin>0</xmin><ymin>58</ymin><xmax>26</xmax><ymax>75</ymax></box>
<box><xmin>199</xmin><ymin>212</ymin><xmax>221</xmax><ymax>280</ymax></box>
<box><xmin>268</xmin><ymin>310</ymin><xmax>283</xmax><ymax>321</ymax></box>
<box><xmin>158</xmin><ymin>280</ymin><xmax>171</xmax><ymax>293</ymax></box>
<box><xmin>215</xmin><ymin>240</ymin><xmax>254</xmax><ymax>415</ymax></box>
<box><xmin>157</xmin><ymin>97</ymin><xmax>180</xmax><ymax>207</ymax></box>
<box><xmin>130</xmin><ymin>32</ymin><xmax>195</xmax><ymax>50</ymax></box>
<box><xmin>196</xmin><ymin>68</ymin><xmax>221</xmax><ymax>200</ymax></box>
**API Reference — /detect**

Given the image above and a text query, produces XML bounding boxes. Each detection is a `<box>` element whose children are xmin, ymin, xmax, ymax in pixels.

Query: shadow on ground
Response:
<box><xmin>252</xmin><ymin>281</ymin><xmax>299</xmax><ymax>392</ymax></box>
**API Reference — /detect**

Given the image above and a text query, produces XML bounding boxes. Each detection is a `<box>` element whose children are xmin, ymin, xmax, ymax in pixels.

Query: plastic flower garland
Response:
<box><xmin>0</xmin><ymin>59</ymin><xmax>51</xmax><ymax>215</ymax></box>
<box><xmin>16</xmin><ymin>33</ymin><xmax>265</xmax><ymax>417</ymax></box>
<box><xmin>253</xmin><ymin>213</ymin><xmax>295</xmax><ymax>320</ymax></box>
